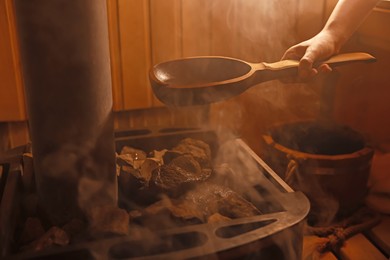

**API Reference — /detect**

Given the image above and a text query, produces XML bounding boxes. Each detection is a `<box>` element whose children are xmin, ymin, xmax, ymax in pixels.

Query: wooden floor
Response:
<box><xmin>303</xmin><ymin>215</ymin><xmax>390</xmax><ymax>260</ymax></box>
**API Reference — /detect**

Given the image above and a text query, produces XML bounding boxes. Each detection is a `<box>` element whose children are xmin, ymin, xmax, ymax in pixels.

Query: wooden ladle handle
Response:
<box><xmin>261</xmin><ymin>52</ymin><xmax>376</xmax><ymax>71</ymax></box>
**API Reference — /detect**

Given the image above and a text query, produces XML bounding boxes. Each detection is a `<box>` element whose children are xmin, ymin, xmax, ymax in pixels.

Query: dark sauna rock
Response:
<box><xmin>62</xmin><ymin>218</ymin><xmax>86</xmax><ymax>239</ymax></box>
<box><xmin>19</xmin><ymin>217</ymin><xmax>45</xmax><ymax>245</ymax></box>
<box><xmin>151</xmin><ymin>154</ymin><xmax>212</xmax><ymax>196</ymax></box>
<box><xmin>117</xmin><ymin>144</ymin><xmax>160</xmax><ymax>191</ymax></box>
<box><xmin>119</xmin><ymin>159</ymin><xmax>158</xmax><ymax>188</ymax></box>
<box><xmin>118</xmin><ymin>165</ymin><xmax>142</xmax><ymax>201</ymax></box>
<box><xmin>118</xmin><ymin>146</ymin><xmax>147</xmax><ymax>169</ymax></box>
<box><xmin>118</xmin><ymin>158</ymin><xmax>161</xmax><ymax>207</ymax></box>
<box><xmin>180</xmin><ymin>182</ymin><xmax>261</xmax><ymax>219</ymax></box>
<box><xmin>117</xmin><ymin>139</ymin><xmax>213</xmax><ymax>203</ymax></box>
<box><xmin>161</xmin><ymin>150</ymin><xmax>183</xmax><ymax>165</ymax></box>
<box><xmin>140</xmin><ymin>159</ymin><xmax>160</xmax><ymax>184</ymax></box>
<box><xmin>120</xmin><ymin>146</ymin><xmax>147</xmax><ymax>158</ymax></box>
<box><xmin>171</xmin><ymin>138</ymin><xmax>212</xmax><ymax>168</ymax></box>
<box><xmin>150</xmin><ymin>149</ymin><xmax>168</xmax><ymax>164</ymax></box>
<box><xmin>22</xmin><ymin>226</ymin><xmax>69</xmax><ymax>252</ymax></box>
<box><xmin>116</xmin><ymin>138</ymin><xmax>215</xmax><ymax>207</ymax></box>
<box><xmin>170</xmin><ymin>155</ymin><xmax>203</xmax><ymax>176</ymax></box>
<box><xmin>130</xmin><ymin>197</ymin><xmax>204</xmax><ymax>229</ymax></box>
<box><xmin>87</xmin><ymin>205</ymin><xmax>130</xmax><ymax>238</ymax></box>
<box><xmin>133</xmin><ymin>182</ymin><xmax>260</xmax><ymax>229</ymax></box>
<box><xmin>207</xmin><ymin>213</ymin><xmax>232</xmax><ymax>224</ymax></box>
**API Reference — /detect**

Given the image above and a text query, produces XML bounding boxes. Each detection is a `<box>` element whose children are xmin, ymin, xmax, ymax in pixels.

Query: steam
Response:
<box><xmin>208</xmin><ymin>0</ymin><xmax>298</xmax><ymax>61</ymax></box>
<box><xmin>199</xmin><ymin>0</ymin><xmax>326</xmax><ymax>142</ymax></box>
<box><xmin>159</xmin><ymin>1</ymin><xmax>341</xmax><ymax>258</ymax></box>
<box><xmin>36</xmin><ymin>107</ymin><xmax>117</xmax><ymax>228</ymax></box>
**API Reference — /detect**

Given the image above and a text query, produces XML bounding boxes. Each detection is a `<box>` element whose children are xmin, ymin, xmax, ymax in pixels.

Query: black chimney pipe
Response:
<box><xmin>14</xmin><ymin>0</ymin><xmax>117</xmax><ymax>225</ymax></box>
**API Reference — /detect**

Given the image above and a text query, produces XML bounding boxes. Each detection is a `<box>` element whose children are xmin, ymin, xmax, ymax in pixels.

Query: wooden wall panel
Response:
<box><xmin>296</xmin><ymin>0</ymin><xmax>327</xmax><ymax>42</ymax></box>
<box><xmin>107</xmin><ymin>0</ymin><xmax>124</xmax><ymax>110</ymax></box>
<box><xmin>236</xmin><ymin>0</ymin><xmax>298</xmax><ymax>61</ymax></box>
<box><xmin>324</xmin><ymin>0</ymin><xmax>338</xmax><ymax>19</ymax></box>
<box><xmin>181</xmin><ymin>0</ymin><xmax>212</xmax><ymax>56</ymax></box>
<box><xmin>357</xmin><ymin>6</ymin><xmax>390</xmax><ymax>51</ymax></box>
<box><xmin>0</xmin><ymin>0</ymin><xmax>26</xmax><ymax>121</ymax></box>
<box><xmin>208</xmin><ymin>0</ymin><xmax>322</xmax><ymax>154</ymax></box>
<box><xmin>150</xmin><ymin>0</ymin><xmax>182</xmax><ymax>63</ymax></box>
<box><xmin>149</xmin><ymin>0</ymin><xmax>182</xmax><ymax>107</ymax></box>
<box><xmin>209</xmin><ymin>0</ymin><xmax>238</xmax><ymax>57</ymax></box>
<box><xmin>332</xmin><ymin>6</ymin><xmax>390</xmax><ymax>146</ymax></box>
<box><xmin>0</xmin><ymin>123</ymin><xmax>10</xmax><ymax>151</ymax></box>
<box><xmin>112</xmin><ymin>0</ymin><xmax>212</xmax><ymax>129</ymax></box>
<box><xmin>117</xmin><ymin>0</ymin><xmax>153</xmax><ymax>110</ymax></box>
<box><xmin>293</xmin><ymin>1</ymin><xmax>390</xmax><ymax>147</ymax></box>
<box><xmin>209</xmin><ymin>0</ymin><xmax>299</xmax><ymax>60</ymax></box>
<box><xmin>7</xmin><ymin>121</ymin><xmax>29</xmax><ymax>148</ymax></box>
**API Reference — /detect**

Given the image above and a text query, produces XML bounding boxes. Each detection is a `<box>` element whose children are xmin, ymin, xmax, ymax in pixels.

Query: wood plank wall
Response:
<box><xmin>5</xmin><ymin>0</ymin><xmax>389</xmax><ymax>154</ymax></box>
<box><xmin>331</xmin><ymin>5</ymin><xmax>390</xmax><ymax>149</ymax></box>
<box><xmin>0</xmin><ymin>0</ymin><xmax>26</xmax><ymax>121</ymax></box>
<box><xmin>1</xmin><ymin>0</ymin><xmax>327</xmax><ymax>152</ymax></box>
<box><xmin>0</xmin><ymin>0</ymin><xmax>390</xmax><ymax>154</ymax></box>
<box><xmin>209</xmin><ymin>0</ymin><xmax>328</xmax><ymax>152</ymax></box>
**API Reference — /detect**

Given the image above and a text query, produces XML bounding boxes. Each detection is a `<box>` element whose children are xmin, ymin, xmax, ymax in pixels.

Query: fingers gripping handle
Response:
<box><xmin>262</xmin><ymin>52</ymin><xmax>376</xmax><ymax>71</ymax></box>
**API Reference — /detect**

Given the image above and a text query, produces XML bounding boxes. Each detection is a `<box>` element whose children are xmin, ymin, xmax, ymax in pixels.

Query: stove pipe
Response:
<box><xmin>14</xmin><ymin>0</ymin><xmax>117</xmax><ymax>225</ymax></box>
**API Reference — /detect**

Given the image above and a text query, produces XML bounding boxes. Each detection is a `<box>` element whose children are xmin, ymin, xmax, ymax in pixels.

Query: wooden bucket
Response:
<box><xmin>262</xmin><ymin>121</ymin><xmax>374</xmax><ymax>224</ymax></box>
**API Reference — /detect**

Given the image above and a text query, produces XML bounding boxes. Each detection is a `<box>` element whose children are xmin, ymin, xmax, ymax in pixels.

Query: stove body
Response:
<box><xmin>1</xmin><ymin>128</ymin><xmax>309</xmax><ymax>259</ymax></box>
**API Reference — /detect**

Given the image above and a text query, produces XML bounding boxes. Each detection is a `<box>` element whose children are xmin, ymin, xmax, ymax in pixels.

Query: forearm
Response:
<box><xmin>322</xmin><ymin>0</ymin><xmax>380</xmax><ymax>50</ymax></box>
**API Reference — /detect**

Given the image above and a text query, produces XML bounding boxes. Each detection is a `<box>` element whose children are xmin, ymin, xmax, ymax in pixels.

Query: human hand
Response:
<box><xmin>282</xmin><ymin>31</ymin><xmax>341</xmax><ymax>81</ymax></box>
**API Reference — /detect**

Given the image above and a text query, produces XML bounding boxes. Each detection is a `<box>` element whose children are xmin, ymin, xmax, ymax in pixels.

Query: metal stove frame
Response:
<box><xmin>1</xmin><ymin>128</ymin><xmax>309</xmax><ymax>259</ymax></box>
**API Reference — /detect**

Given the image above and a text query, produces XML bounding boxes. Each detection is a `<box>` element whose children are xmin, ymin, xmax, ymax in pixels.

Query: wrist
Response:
<box><xmin>319</xmin><ymin>27</ymin><xmax>347</xmax><ymax>53</ymax></box>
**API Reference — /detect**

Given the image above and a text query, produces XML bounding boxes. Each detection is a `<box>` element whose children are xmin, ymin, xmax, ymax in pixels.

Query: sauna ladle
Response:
<box><xmin>149</xmin><ymin>52</ymin><xmax>376</xmax><ymax>106</ymax></box>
